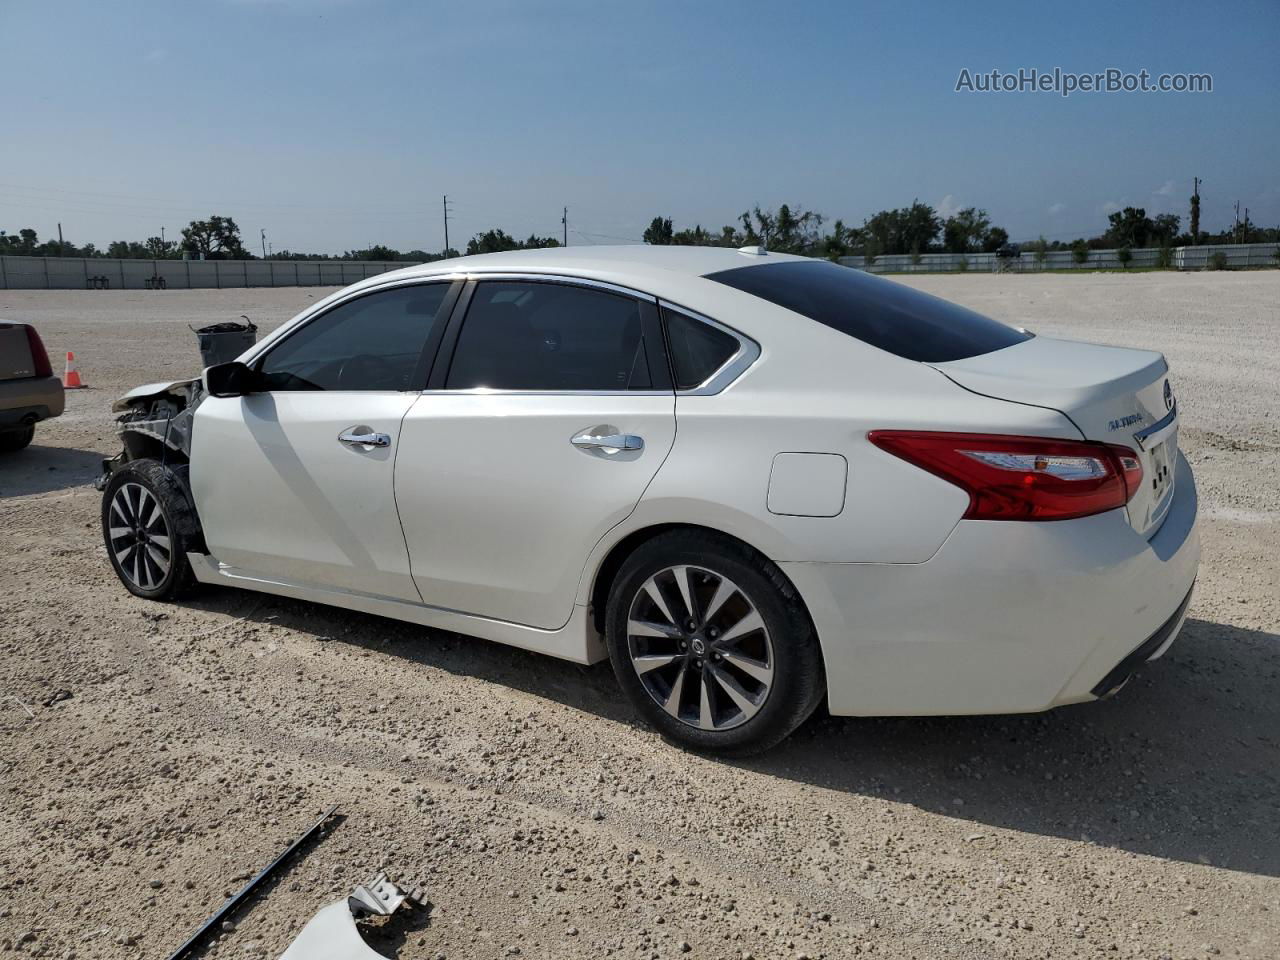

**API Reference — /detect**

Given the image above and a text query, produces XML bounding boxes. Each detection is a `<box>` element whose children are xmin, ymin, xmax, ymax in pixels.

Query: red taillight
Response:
<box><xmin>23</xmin><ymin>324</ymin><xmax>53</xmax><ymax>379</ymax></box>
<box><xmin>868</xmin><ymin>431</ymin><xmax>1143</xmax><ymax>521</ymax></box>
<box><xmin>1113</xmin><ymin>449</ymin><xmax>1144</xmax><ymax>501</ymax></box>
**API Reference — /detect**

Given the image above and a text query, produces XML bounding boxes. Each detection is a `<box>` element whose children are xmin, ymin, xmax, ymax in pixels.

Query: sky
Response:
<box><xmin>2</xmin><ymin>0</ymin><xmax>1277</xmax><ymax>254</ymax></box>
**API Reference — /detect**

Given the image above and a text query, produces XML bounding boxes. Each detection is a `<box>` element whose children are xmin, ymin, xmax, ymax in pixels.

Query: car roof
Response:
<box><xmin>374</xmin><ymin>244</ymin><xmax>813</xmax><ymax>290</ymax></box>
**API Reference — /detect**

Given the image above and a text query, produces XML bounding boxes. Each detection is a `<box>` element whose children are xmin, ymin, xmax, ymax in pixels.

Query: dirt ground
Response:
<box><xmin>1</xmin><ymin>271</ymin><xmax>1277</xmax><ymax>960</ymax></box>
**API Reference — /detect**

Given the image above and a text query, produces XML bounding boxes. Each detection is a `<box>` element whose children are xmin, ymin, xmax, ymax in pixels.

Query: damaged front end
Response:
<box><xmin>96</xmin><ymin>378</ymin><xmax>205</xmax><ymax>492</ymax></box>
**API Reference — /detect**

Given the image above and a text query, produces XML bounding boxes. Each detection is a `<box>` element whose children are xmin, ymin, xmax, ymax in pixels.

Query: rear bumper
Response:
<box><xmin>1089</xmin><ymin>581</ymin><xmax>1193</xmax><ymax>697</ymax></box>
<box><xmin>783</xmin><ymin>449</ymin><xmax>1200</xmax><ymax>717</ymax></box>
<box><xmin>0</xmin><ymin>376</ymin><xmax>65</xmax><ymax>428</ymax></box>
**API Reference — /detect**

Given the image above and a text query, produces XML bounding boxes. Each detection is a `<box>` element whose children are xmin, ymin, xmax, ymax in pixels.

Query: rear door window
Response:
<box><xmin>445</xmin><ymin>281</ymin><xmax>655</xmax><ymax>391</ymax></box>
<box><xmin>704</xmin><ymin>260</ymin><xmax>1030</xmax><ymax>362</ymax></box>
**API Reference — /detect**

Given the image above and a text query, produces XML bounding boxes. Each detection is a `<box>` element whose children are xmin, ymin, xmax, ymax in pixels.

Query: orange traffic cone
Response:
<box><xmin>63</xmin><ymin>351</ymin><xmax>86</xmax><ymax>389</ymax></box>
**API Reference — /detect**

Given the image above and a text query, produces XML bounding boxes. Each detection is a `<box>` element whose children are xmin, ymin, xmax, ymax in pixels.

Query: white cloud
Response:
<box><xmin>1047</xmin><ymin>202</ymin><xmax>1066</xmax><ymax>216</ymax></box>
<box><xmin>1154</xmin><ymin>179</ymin><xmax>1177</xmax><ymax>196</ymax></box>
<box><xmin>1100</xmin><ymin>201</ymin><xmax>1122</xmax><ymax>215</ymax></box>
<box><xmin>144</xmin><ymin>48</ymin><xmax>168</xmax><ymax>63</ymax></box>
<box><xmin>936</xmin><ymin>194</ymin><xmax>963</xmax><ymax>219</ymax></box>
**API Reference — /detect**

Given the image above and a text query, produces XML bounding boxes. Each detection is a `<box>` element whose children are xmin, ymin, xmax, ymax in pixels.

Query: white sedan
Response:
<box><xmin>100</xmin><ymin>246</ymin><xmax>1199</xmax><ymax>754</ymax></box>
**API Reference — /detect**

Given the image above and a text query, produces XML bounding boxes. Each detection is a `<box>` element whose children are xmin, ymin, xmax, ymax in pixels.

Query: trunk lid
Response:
<box><xmin>932</xmin><ymin>336</ymin><xmax>1179</xmax><ymax>538</ymax></box>
<box><xmin>0</xmin><ymin>323</ymin><xmax>37</xmax><ymax>381</ymax></box>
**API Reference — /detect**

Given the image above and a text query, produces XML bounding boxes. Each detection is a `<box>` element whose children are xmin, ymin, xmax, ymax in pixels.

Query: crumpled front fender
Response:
<box><xmin>111</xmin><ymin>378</ymin><xmax>200</xmax><ymax>413</ymax></box>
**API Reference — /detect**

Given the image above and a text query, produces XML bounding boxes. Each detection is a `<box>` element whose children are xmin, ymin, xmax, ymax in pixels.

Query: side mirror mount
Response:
<box><xmin>205</xmin><ymin>361</ymin><xmax>261</xmax><ymax>398</ymax></box>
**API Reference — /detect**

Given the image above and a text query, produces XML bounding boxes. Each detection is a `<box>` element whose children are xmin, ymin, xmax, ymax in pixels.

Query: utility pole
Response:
<box><xmin>442</xmin><ymin>195</ymin><xmax>452</xmax><ymax>255</ymax></box>
<box><xmin>161</xmin><ymin>226</ymin><xmax>166</xmax><ymax>250</ymax></box>
<box><xmin>1242</xmin><ymin>207</ymin><xmax>1249</xmax><ymax>244</ymax></box>
<box><xmin>1190</xmin><ymin>177</ymin><xmax>1200</xmax><ymax>245</ymax></box>
<box><xmin>562</xmin><ymin>206</ymin><xmax>568</xmax><ymax>247</ymax></box>
<box><xmin>261</xmin><ymin>229</ymin><xmax>268</xmax><ymax>260</ymax></box>
<box><xmin>1233</xmin><ymin>200</ymin><xmax>1240</xmax><ymax>242</ymax></box>
<box><xmin>57</xmin><ymin>222</ymin><xmax>64</xmax><ymax>256</ymax></box>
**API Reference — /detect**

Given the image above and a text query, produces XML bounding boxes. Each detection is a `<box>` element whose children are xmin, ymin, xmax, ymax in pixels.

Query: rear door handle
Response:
<box><xmin>339</xmin><ymin>429</ymin><xmax>392</xmax><ymax>448</ymax></box>
<box><xmin>571</xmin><ymin>431</ymin><xmax>644</xmax><ymax>452</ymax></box>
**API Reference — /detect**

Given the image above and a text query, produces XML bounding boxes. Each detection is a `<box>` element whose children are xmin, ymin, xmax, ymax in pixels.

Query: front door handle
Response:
<box><xmin>571</xmin><ymin>431</ymin><xmax>644</xmax><ymax>453</ymax></box>
<box><xmin>338</xmin><ymin>428</ymin><xmax>392</xmax><ymax>448</ymax></box>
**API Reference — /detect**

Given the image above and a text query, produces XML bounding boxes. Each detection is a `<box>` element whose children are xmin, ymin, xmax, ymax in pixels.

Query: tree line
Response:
<box><xmin>643</xmin><ymin>202</ymin><xmax>1008</xmax><ymax>260</ymax></box>
<box><xmin>0</xmin><ymin>215</ymin><xmax>562</xmax><ymax>262</ymax></box>
<box><xmin>643</xmin><ymin>201</ymin><xmax>1279</xmax><ymax>262</ymax></box>
<box><xmin>2</xmin><ymin>196</ymin><xmax>1276</xmax><ymax>264</ymax></box>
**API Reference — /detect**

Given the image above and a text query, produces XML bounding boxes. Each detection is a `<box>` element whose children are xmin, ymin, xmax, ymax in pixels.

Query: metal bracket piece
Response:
<box><xmin>348</xmin><ymin>873</ymin><xmax>421</xmax><ymax>917</ymax></box>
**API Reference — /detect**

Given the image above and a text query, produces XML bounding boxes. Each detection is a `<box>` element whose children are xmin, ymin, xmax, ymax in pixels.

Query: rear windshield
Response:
<box><xmin>704</xmin><ymin>260</ymin><xmax>1030</xmax><ymax>362</ymax></box>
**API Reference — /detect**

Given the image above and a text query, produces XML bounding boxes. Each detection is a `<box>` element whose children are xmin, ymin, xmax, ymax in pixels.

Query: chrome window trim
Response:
<box><xmin>1132</xmin><ymin>400</ymin><xmax>1177</xmax><ymax>450</ymax></box>
<box><xmin>240</xmin><ymin>271</ymin><xmax>759</xmax><ymax>397</ymax></box>
<box><xmin>657</xmin><ymin>299</ymin><xmax>761</xmax><ymax>396</ymax></box>
<box><xmin>418</xmin><ymin>389</ymin><xmax>672</xmax><ymax>397</ymax></box>
<box><xmin>458</xmin><ymin>271</ymin><xmax>659</xmax><ymax>304</ymax></box>
<box><xmin>241</xmin><ymin>274</ymin><xmax>461</xmax><ymax>366</ymax></box>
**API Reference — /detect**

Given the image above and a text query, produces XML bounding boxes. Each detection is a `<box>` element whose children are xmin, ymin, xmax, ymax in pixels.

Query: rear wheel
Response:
<box><xmin>604</xmin><ymin>531</ymin><xmax>824</xmax><ymax>756</ymax></box>
<box><xmin>101</xmin><ymin>459</ymin><xmax>201</xmax><ymax>600</ymax></box>
<box><xmin>0</xmin><ymin>425</ymin><xmax>35</xmax><ymax>452</ymax></box>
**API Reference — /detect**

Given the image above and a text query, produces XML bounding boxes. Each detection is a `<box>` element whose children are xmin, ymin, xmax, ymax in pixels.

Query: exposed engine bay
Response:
<box><xmin>96</xmin><ymin>377</ymin><xmax>204</xmax><ymax>490</ymax></box>
<box><xmin>99</xmin><ymin>317</ymin><xmax>255</xmax><ymax>489</ymax></box>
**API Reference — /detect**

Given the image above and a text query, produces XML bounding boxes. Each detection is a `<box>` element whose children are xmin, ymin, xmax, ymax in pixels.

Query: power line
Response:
<box><xmin>0</xmin><ymin>182</ymin><xmax>632</xmax><ymax>239</ymax></box>
<box><xmin>571</xmin><ymin>228</ymin><xmax>644</xmax><ymax>243</ymax></box>
<box><xmin>0</xmin><ymin>182</ymin><xmax>438</xmax><ymax>219</ymax></box>
<box><xmin>0</xmin><ymin>193</ymin><xmax>431</xmax><ymax>225</ymax></box>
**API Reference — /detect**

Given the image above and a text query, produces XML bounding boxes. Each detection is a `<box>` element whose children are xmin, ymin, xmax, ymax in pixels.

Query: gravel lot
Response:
<box><xmin>1</xmin><ymin>272</ymin><xmax>1277</xmax><ymax>960</ymax></box>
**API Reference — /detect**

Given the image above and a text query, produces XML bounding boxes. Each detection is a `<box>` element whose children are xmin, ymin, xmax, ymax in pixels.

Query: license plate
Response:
<box><xmin>1149</xmin><ymin>440</ymin><xmax>1172</xmax><ymax>496</ymax></box>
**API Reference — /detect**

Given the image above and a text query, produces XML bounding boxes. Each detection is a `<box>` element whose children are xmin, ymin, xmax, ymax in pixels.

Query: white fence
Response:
<box><xmin>2</xmin><ymin>243</ymin><xmax>1277</xmax><ymax>288</ymax></box>
<box><xmin>838</xmin><ymin>242</ymin><xmax>1280</xmax><ymax>274</ymax></box>
<box><xmin>0</xmin><ymin>256</ymin><xmax>418</xmax><ymax>290</ymax></box>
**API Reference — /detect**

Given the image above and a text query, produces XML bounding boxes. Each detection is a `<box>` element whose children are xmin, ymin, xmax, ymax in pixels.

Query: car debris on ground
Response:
<box><xmin>164</xmin><ymin>805</ymin><xmax>341</xmax><ymax>960</ymax></box>
<box><xmin>279</xmin><ymin>874</ymin><xmax>424</xmax><ymax>960</ymax></box>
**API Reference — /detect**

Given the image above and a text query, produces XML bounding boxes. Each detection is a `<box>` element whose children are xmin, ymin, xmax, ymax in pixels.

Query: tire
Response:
<box><xmin>604</xmin><ymin>530</ymin><xmax>825</xmax><ymax>756</ymax></box>
<box><xmin>101</xmin><ymin>459</ymin><xmax>201</xmax><ymax>600</ymax></box>
<box><xmin>0</xmin><ymin>425</ymin><xmax>35</xmax><ymax>453</ymax></box>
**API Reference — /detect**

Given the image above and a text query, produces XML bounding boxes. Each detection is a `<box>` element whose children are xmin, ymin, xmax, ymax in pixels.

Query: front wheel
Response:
<box><xmin>604</xmin><ymin>531</ymin><xmax>825</xmax><ymax>756</ymax></box>
<box><xmin>101</xmin><ymin>459</ymin><xmax>201</xmax><ymax>600</ymax></box>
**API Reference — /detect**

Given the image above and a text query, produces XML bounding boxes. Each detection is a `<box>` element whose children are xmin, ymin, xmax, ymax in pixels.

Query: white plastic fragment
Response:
<box><xmin>278</xmin><ymin>874</ymin><xmax>421</xmax><ymax>960</ymax></box>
